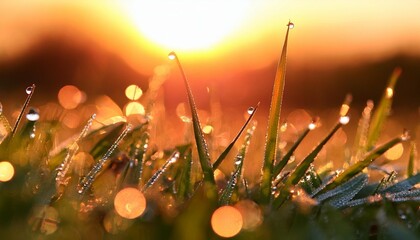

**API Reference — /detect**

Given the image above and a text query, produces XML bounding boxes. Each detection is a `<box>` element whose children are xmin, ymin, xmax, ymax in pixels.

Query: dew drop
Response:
<box><xmin>339</xmin><ymin>116</ymin><xmax>350</xmax><ymax>125</ymax></box>
<box><xmin>401</xmin><ymin>129</ymin><xmax>410</xmax><ymax>141</ymax></box>
<box><xmin>168</xmin><ymin>51</ymin><xmax>176</xmax><ymax>60</ymax></box>
<box><xmin>287</xmin><ymin>22</ymin><xmax>295</xmax><ymax>29</ymax></box>
<box><xmin>26</xmin><ymin>108</ymin><xmax>40</xmax><ymax>121</ymax></box>
<box><xmin>247</xmin><ymin>107</ymin><xmax>255</xmax><ymax>115</ymax></box>
<box><xmin>26</xmin><ymin>86</ymin><xmax>34</xmax><ymax>95</ymax></box>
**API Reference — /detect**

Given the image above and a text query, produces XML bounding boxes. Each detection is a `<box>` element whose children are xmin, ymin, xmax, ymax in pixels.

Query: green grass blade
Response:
<box><xmin>78</xmin><ymin>124</ymin><xmax>132</xmax><ymax>196</ymax></box>
<box><xmin>89</xmin><ymin>122</ymin><xmax>125</xmax><ymax>160</ymax></box>
<box><xmin>366</xmin><ymin>68</ymin><xmax>402</xmax><ymax>150</ymax></box>
<box><xmin>380</xmin><ymin>173</ymin><xmax>420</xmax><ymax>194</ymax></box>
<box><xmin>273</xmin><ymin>120</ymin><xmax>344</xmax><ymax>208</ymax></box>
<box><xmin>273</xmin><ymin>120</ymin><xmax>315</xmax><ymax>177</ymax></box>
<box><xmin>142</xmin><ymin>151</ymin><xmax>180</xmax><ymax>192</ymax></box>
<box><xmin>260</xmin><ymin>21</ymin><xmax>293</xmax><ymax>204</ymax></box>
<box><xmin>176</xmin><ymin>147</ymin><xmax>193</xmax><ymax>201</ymax></box>
<box><xmin>212</xmin><ymin>102</ymin><xmax>259</xmax><ymax>170</ymax></box>
<box><xmin>219</xmin><ymin>121</ymin><xmax>256</xmax><ymax>205</ymax></box>
<box><xmin>407</xmin><ymin>142</ymin><xmax>417</xmax><ymax>177</ymax></box>
<box><xmin>169</xmin><ymin>52</ymin><xmax>215</xmax><ymax>187</ymax></box>
<box><xmin>323</xmin><ymin>133</ymin><xmax>407</xmax><ymax>192</ymax></box>
<box><xmin>315</xmin><ymin>173</ymin><xmax>368</xmax><ymax>208</ymax></box>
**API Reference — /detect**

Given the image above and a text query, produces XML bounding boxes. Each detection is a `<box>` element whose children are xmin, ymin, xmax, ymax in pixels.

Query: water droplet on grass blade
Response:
<box><xmin>26</xmin><ymin>108</ymin><xmax>40</xmax><ymax>121</ymax></box>
<box><xmin>26</xmin><ymin>86</ymin><xmax>34</xmax><ymax>94</ymax></box>
<box><xmin>168</xmin><ymin>51</ymin><xmax>176</xmax><ymax>60</ymax></box>
<box><xmin>247</xmin><ymin>107</ymin><xmax>255</xmax><ymax>114</ymax></box>
<box><xmin>287</xmin><ymin>22</ymin><xmax>295</xmax><ymax>29</ymax></box>
<box><xmin>339</xmin><ymin>116</ymin><xmax>350</xmax><ymax>125</ymax></box>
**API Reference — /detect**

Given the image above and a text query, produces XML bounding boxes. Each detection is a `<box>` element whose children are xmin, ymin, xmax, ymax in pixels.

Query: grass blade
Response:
<box><xmin>323</xmin><ymin>132</ymin><xmax>408</xmax><ymax>192</ymax></box>
<box><xmin>273</xmin><ymin>119</ymin><xmax>317</xmax><ymax>177</ymax></box>
<box><xmin>212</xmin><ymin>103</ymin><xmax>259</xmax><ymax>170</ymax></box>
<box><xmin>260</xmin><ymin>21</ymin><xmax>293</xmax><ymax>204</ymax></box>
<box><xmin>351</xmin><ymin>100</ymin><xmax>374</xmax><ymax>164</ymax></box>
<box><xmin>380</xmin><ymin>173</ymin><xmax>420</xmax><ymax>194</ymax></box>
<box><xmin>219</xmin><ymin>121</ymin><xmax>256</xmax><ymax>205</ymax></box>
<box><xmin>169</xmin><ymin>52</ymin><xmax>215</xmax><ymax>187</ymax></box>
<box><xmin>78</xmin><ymin>124</ymin><xmax>132</xmax><ymax>195</ymax></box>
<box><xmin>366</xmin><ymin>68</ymin><xmax>402</xmax><ymax>150</ymax></box>
<box><xmin>11</xmin><ymin>84</ymin><xmax>36</xmax><ymax>137</ymax></box>
<box><xmin>273</xmin><ymin>118</ymin><xmax>345</xmax><ymax>208</ymax></box>
<box><xmin>176</xmin><ymin>146</ymin><xmax>193</xmax><ymax>201</ymax></box>
<box><xmin>407</xmin><ymin>142</ymin><xmax>417</xmax><ymax>177</ymax></box>
<box><xmin>142</xmin><ymin>151</ymin><xmax>180</xmax><ymax>192</ymax></box>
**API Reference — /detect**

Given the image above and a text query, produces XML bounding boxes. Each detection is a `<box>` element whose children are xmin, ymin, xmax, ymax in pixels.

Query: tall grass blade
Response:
<box><xmin>273</xmin><ymin>119</ymin><xmax>344</xmax><ymax>208</ymax></box>
<box><xmin>260</xmin><ymin>22</ymin><xmax>293</xmax><ymax>204</ymax></box>
<box><xmin>219</xmin><ymin>121</ymin><xmax>256</xmax><ymax>205</ymax></box>
<box><xmin>78</xmin><ymin>124</ymin><xmax>132</xmax><ymax>195</ymax></box>
<box><xmin>212</xmin><ymin>103</ymin><xmax>259</xmax><ymax>170</ymax></box>
<box><xmin>407</xmin><ymin>142</ymin><xmax>417</xmax><ymax>177</ymax></box>
<box><xmin>0</xmin><ymin>102</ymin><xmax>12</xmax><ymax>140</ymax></box>
<box><xmin>366</xmin><ymin>68</ymin><xmax>402</xmax><ymax>150</ymax></box>
<box><xmin>169</xmin><ymin>52</ymin><xmax>215</xmax><ymax>186</ymax></box>
<box><xmin>323</xmin><ymin>132</ymin><xmax>408</xmax><ymax>192</ymax></box>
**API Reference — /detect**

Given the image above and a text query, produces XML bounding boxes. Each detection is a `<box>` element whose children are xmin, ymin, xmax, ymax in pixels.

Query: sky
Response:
<box><xmin>1</xmin><ymin>0</ymin><xmax>420</xmax><ymax>74</ymax></box>
<box><xmin>1</xmin><ymin>0</ymin><xmax>419</xmax><ymax>112</ymax></box>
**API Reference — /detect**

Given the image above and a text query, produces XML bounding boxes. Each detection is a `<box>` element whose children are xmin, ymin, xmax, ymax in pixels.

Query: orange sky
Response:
<box><xmin>1</xmin><ymin>0</ymin><xmax>420</xmax><ymax>78</ymax></box>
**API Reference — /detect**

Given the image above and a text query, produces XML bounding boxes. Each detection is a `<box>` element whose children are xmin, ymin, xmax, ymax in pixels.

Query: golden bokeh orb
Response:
<box><xmin>0</xmin><ymin>161</ymin><xmax>15</xmax><ymax>182</ymax></box>
<box><xmin>211</xmin><ymin>205</ymin><xmax>243</xmax><ymax>238</ymax></box>
<box><xmin>114</xmin><ymin>187</ymin><xmax>146</xmax><ymax>219</ymax></box>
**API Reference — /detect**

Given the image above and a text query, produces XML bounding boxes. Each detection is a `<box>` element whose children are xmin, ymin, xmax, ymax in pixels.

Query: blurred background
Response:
<box><xmin>0</xmin><ymin>1</ymin><xmax>419</xmax><ymax>173</ymax></box>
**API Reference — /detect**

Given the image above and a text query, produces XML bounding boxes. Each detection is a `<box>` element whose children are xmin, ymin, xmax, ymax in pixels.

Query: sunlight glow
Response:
<box><xmin>120</xmin><ymin>1</ymin><xmax>251</xmax><ymax>51</ymax></box>
<box><xmin>0</xmin><ymin>161</ymin><xmax>14</xmax><ymax>182</ymax></box>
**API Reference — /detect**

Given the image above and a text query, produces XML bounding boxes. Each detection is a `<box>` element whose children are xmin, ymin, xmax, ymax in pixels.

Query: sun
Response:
<box><xmin>119</xmin><ymin>1</ymin><xmax>251</xmax><ymax>51</ymax></box>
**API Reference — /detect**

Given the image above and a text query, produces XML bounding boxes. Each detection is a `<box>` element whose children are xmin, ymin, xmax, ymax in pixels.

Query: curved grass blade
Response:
<box><xmin>11</xmin><ymin>84</ymin><xmax>36</xmax><ymax>137</ymax></box>
<box><xmin>260</xmin><ymin>21</ymin><xmax>294</xmax><ymax>204</ymax></box>
<box><xmin>315</xmin><ymin>173</ymin><xmax>368</xmax><ymax>208</ymax></box>
<box><xmin>407</xmin><ymin>142</ymin><xmax>417</xmax><ymax>177</ymax></box>
<box><xmin>273</xmin><ymin>118</ymin><xmax>345</xmax><ymax>208</ymax></box>
<box><xmin>380</xmin><ymin>173</ymin><xmax>420</xmax><ymax>194</ymax></box>
<box><xmin>219</xmin><ymin>121</ymin><xmax>256</xmax><ymax>205</ymax></box>
<box><xmin>168</xmin><ymin>52</ymin><xmax>215</xmax><ymax>187</ymax></box>
<box><xmin>212</xmin><ymin>103</ymin><xmax>259</xmax><ymax>170</ymax></box>
<box><xmin>366</xmin><ymin>68</ymin><xmax>402</xmax><ymax>150</ymax></box>
<box><xmin>78</xmin><ymin>124</ymin><xmax>132</xmax><ymax>195</ymax></box>
<box><xmin>323</xmin><ymin>132</ymin><xmax>408</xmax><ymax>192</ymax></box>
<box><xmin>273</xmin><ymin>119</ymin><xmax>317</xmax><ymax>178</ymax></box>
<box><xmin>142</xmin><ymin>151</ymin><xmax>180</xmax><ymax>192</ymax></box>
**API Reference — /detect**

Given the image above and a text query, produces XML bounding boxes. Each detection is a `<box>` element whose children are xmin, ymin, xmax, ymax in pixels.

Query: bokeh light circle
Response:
<box><xmin>114</xmin><ymin>187</ymin><xmax>146</xmax><ymax>219</ymax></box>
<box><xmin>211</xmin><ymin>205</ymin><xmax>243</xmax><ymax>238</ymax></box>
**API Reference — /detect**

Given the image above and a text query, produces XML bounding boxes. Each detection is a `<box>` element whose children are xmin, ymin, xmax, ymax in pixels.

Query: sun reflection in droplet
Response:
<box><xmin>114</xmin><ymin>187</ymin><xmax>146</xmax><ymax>219</ymax></box>
<box><xmin>211</xmin><ymin>205</ymin><xmax>243</xmax><ymax>238</ymax></box>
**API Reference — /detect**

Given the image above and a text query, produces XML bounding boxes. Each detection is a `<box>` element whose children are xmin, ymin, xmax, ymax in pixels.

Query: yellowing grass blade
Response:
<box><xmin>169</xmin><ymin>52</ymin><xmax>216</xmax><ymax>189</ymax></box>
<box><xmin>260</xmin><ymin>22</ymin><xmax>293</xmax><ymax>204</ymax></box>
<box><xmin>366</xmin><ymin>68</ymin><xmax>402</xmax><ymax>150</ymax></box>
